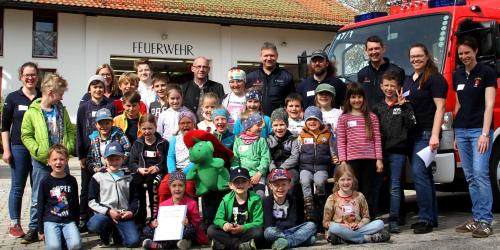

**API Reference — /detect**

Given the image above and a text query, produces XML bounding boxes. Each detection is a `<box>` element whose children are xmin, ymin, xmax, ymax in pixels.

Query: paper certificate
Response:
<box><xmin>417</xmin><ymin>146</ymin><xmax>437</xmax><ymax>168</ymax></box>
<box><xmin>153</xmin><ymin>205</ymin><xmax>187</xmax><ymax>241</ymax></box>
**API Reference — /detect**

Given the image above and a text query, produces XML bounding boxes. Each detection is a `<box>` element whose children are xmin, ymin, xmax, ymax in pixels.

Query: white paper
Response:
<box><xmin>417</xmin><ymin>146</ymin><xmax>437</xmax><ymax>168</ymax></box>
<box><xmin>153</xmin><ymin>205</ymin><xmax>187</xmax><ymax>241</ymax></box>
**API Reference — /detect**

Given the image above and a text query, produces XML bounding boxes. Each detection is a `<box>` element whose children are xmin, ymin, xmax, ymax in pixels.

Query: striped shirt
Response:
<box><xmin>337</xmin><ymin>113</ymin><xmax>382</xmax><ymax>162</ymax></box>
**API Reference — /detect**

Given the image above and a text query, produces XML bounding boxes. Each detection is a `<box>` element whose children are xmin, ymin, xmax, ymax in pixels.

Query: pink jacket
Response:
<box><xmin>160</xmin><ymin>197</ymin><xmax>208</xmax><ymax>245</ymax></box>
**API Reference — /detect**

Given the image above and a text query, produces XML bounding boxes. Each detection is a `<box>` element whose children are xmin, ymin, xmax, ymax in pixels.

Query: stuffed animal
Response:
<box><xmin>186</xmin><ymin>138</ymin><xmax>229</xmax><ymax>196</ymax></box>
<box><xmin>183</xmin><ymin>130</ymin><xmax>234</xmax><ymax>167</ymax></box>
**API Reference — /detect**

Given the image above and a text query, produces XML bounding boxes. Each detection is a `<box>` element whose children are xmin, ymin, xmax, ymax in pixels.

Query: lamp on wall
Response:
<box><xmin>280</xmin><ymin>41</ymin><xmax>287</xmax><ymax>47</ymax></box>
<box><xmin>161</xmin><ymin>33</ymin><xmax>168</xmax><ymax>40</ymax></box>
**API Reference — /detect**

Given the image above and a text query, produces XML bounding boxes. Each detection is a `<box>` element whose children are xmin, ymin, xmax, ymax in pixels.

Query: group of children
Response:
<box><xmin>25</xmin><ymin>59</ymin><xmax>418</xmax><ymax>250</ymax></box>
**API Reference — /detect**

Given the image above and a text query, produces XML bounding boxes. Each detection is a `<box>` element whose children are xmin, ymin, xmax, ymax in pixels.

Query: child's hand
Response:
<box><xmin>38</xmin><ymin>233</ymin><xmax>44</xmax><ymax>241</ymax></box>
<box><xmin>138</xmin><ymin>168</ymin><xmax>149</xmax><ymax>176</ymax></box>
<box><xmin>230</xmin><ymin>224</ymin><xmax>244</xmax><ymax>234</ymax></box>
<box><xmin>80</xmin><ymin>158</ymin><xmax>87</xmax><ymax>169</ymax></box>
<box><xmin>108</xmin><ymin>209</ymin><xmax>121</xmax><ymax>223</ymax></box>
<box><xmin>222</xmin><ymin>223</ymin><xmax>232</xmax><ymax>232</ymax></box>
<box><xmin>349</xmin><ymin>223</ymin><xmax>359</xmax><ymax>230</ymax></box>
<box><xmin>182</xmin><ymin>217</ymin><xmax>189</xmax><ymax>225</ymax></box>
<box><xmin>121</xmin><ymin>211</ymin><xmax>133</xmax><ymax>220</ymax></box>
<box><xmin>376</xmin><ymin>160</ymin><xmax>383</xmax><ymax>173</ymax></box>
<box><xmin>332</xmin><ymin>155</ymin><xmax>339</xmax><ymax>165</ymax></box>
<box><xmin>148</xmin><ymin>166</ymin><xmax>159</xmax><ymax>174</ymax></box>
<box><xmin>150</xmin><ymin>219</ymin><xmax>158</xmax><ymax>228</ymax></box>
<box><xmin>250</xmin><ymin>172</ymin><xmax>262</xmax><ymax>185</ymax></box>
<box><xmin>397</xmin><ymin>88</ymin><xmax>407</xmax><ymax>105</ymax></box>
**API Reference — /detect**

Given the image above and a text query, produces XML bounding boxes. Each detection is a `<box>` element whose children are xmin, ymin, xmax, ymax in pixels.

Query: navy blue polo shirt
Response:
<box><xmin>296</xmin><ymin>74</ymin><xmax>346</xmax><ymax>109</ymax></box>
<box><xmin>1</xmin><ymin>88</ymin><xmax>42</xmax><ymax>145</ymax></box>
<box><xmin>403</xmin><ymin>73</ymin><xmax>448</xmax><ymax>130</ymax></box>
<box><xmin>453</xmin><ymin>63</ymin><xmax>497</xmax><ymax>129</ymax></box>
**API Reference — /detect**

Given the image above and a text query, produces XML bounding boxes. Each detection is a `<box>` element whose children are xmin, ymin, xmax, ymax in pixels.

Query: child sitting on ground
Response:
<box><xmin>87</xmin><ymin>142</ymin><xmax>140</xmax><ymax>248</ymax></box>
<box><xmin>323</xmin><ymin>164</ymin><xmax>390</xmax><ymax>245</ymax></box>
<box><xmin>263</xmin><ymin>168</ymin><xmax>316</xmax><ymax>250</ymax></box>
<box><xmin>37</xmin><ymin>144</ymin><xmax>81</xmax><ymax>250</ymax></box>
<box><xmin>142</xmin><ymin>171</ymin><xmax>208</xmax><ymax>250</ymax></box>
<box><xmin>208</xmin><ymin>167</ymin><xmax>264</xmax><ymax>250</ymax></box>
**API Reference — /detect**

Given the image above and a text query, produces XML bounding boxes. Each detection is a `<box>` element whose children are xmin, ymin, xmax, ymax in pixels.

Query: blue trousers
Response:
<box><xmin>328</xmin><ymin>220</ymin><xmax>384</xmax><ymax>244</ymax></box>
<box><xmin>264</xmin><ymin>222</ymin><xmax>316</xmax><ymax>248</ymax></box>
<box><xmin>87</xmin><ymin>213</ymin><xmax>140</xmax><ymax>247</ymax></box>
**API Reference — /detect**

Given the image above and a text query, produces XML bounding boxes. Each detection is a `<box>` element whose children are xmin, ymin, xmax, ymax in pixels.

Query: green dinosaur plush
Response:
<box><xmin>186</xmin><ymin>139</ymin><xmax>229</xmax><ymax>196</ymax></box>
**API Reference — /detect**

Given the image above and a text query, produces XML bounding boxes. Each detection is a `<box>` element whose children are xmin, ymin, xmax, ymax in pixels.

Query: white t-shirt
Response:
<box><xmin>222</xmin><ymin>92</ymin><xmax>246</xmax><ymax>129</ymax></box>
<box><xmin>288</xmin><ymin>118</ymin><xmax>304</xmax><ymax>135</ymax></box>
<box><xmin>322</xmin><ymin>108</ymin><xmax>343</xmax><ymax>133</ymax></box>
<box><xmin>157</xmin><ymin>106</ymin><xmax>189</xmax><ymax>141</ymax></box>
<box><xmin>138</xmin><ymin>81</ymin><xmax>157</xmax><ymax>110</ymax></box>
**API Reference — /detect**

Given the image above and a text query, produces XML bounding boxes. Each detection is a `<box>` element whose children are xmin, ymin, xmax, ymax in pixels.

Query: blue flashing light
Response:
<box><xmin>354</xmin><ymin>12</ymin><xmax>388</xmax><ymax>23</ymax></box>
<box><xmin>428</xmin><ymin>0</ymin><xmax>466</xmax><ymax>8</ymax></box>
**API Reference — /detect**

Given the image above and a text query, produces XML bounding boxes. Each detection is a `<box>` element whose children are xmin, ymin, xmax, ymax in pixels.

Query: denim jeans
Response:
<box><xmin>455</xmin><ymin>128</ymin><xmax>494</xmax><ymax>224</ymax></box>
<box><xmin>8</xmin><ymin>144</ymin><xmax>33</xmax><ymax>224</ymax></box>
<box><xmin>29</xmin><ymin>159</ymin><xmax>52</xmax><ymax>229</ymax></box>
<box><xmin>299</xmin><ymin>170</ymin><xmax>328</xmax><ymax>198</ymax></box>
<box><xmin>411</xmin><ymin>131</ymin><xmax>438</xmax><ymax>224</ymax></box>
<box><xmin>87</xmin><ymin>213</ymin><xmax>140</xmax><ymax>247</ymax></box>
<box><xmin>328</xmin><ymin>219</ymin><xmax>384</xmax><ymax>244</ymax></box>
<box><xmin>264</xmin><ymin>222</ymin><xmax>316</xmax><ymax>248</ymax></box>
<box><xmin>385</xmin><ymin>153</ymin><xmax>406</xmax><ymax>222</ymax></box>
<box><xmin>43</xmin><ymin>221</ymin><xmax>81</xmax><ymax>250</ymax></box>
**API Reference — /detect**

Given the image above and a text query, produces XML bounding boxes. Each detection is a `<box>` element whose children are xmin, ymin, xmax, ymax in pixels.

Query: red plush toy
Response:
<box><xmin>183</xmin><ymin>130</ymin><xmax>234</xmax><ymax>166</ymax></box>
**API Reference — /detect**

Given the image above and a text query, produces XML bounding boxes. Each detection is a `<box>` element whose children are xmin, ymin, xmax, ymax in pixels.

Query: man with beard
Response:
<box><xmin>182</xmin><ymin>57</ymin><xmax>225</xmax><ymax>116</ymax></box>
<box><xmin>357</xmin><ymin>36</ymin><xmax>405</xmax><ymax>109</ymax></box>
<box><xmin>297</xmin><ymin>50</ymin><xmax>345</xmax><ymax>109</ymax></box>
<box><xmin>246</xmin><ymin>42</ymin><xmax>294</xmax><ymax>116</ymax></box>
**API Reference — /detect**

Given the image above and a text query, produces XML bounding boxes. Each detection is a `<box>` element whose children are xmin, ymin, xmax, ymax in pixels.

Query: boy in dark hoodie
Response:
<box><xmin>129</xmin><ymin>113</ymin><xmax>169</xmax><ymax>229</ymax></box>
<box><xmin>372</xmin><ymin>71</ymin><xmax>416</xmax><ymax>233</ymax></box>
<box><xmin>76</xmin><ymin>75</ymin><xmax>115</xmax><ymax>231</ymax></box>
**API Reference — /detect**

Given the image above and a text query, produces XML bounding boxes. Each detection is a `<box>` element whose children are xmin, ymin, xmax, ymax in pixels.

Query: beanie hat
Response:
<box><xmin>228</xmin><ymin>68</ymin><xmax>247</xmax><ymax>82</ymax></box>
<box><xmin>243</xmin><ymin>112</ymin><xmax>263</xmax><ymax>131</ymax></box>
<box><xmin>245</xmin><ymin>90</ymin><xmax>261</xmax><ymax>102</ymax></box>
<box><xmin>178</xmin><ymin>110</ymin><xmax>197</xmax><ymax>124</ymax></box>
<box><xmin>168</xmin><ymin>171</ymin><xmax>186</xmax><ymax>186</ymax></box>
<box><xmin>211</xmin><ymin>107</ymin><xmax>230</xmax><ymax>121</ymax></box>
<box><xmin>270</xmin><ymin>108</ymin><xmax>289</xmax><ymax>126</ymax></box>
<box><xmin>304</xmin><ymin>106</ymin><xmax>323</xmax><ymax>123</ymax></box>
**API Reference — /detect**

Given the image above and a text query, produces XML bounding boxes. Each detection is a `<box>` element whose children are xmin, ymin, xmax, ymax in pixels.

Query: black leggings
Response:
<box><xmin>133</xmin><ymin>173</ymin><xmax>161</xmax><ymax>226</ymax></box>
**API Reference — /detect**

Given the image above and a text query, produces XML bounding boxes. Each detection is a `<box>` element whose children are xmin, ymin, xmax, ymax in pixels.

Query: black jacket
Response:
<box><xmin>357</xmin><ymin>58</ymin><xmax>405</xmax><ymax>109</ymax></box>
<box><xmin>246</xmin><ymin>64</ymin><xmax>294</xmax><ymax>116</ymax></box>
<box><xmin>263</xmin><ymin>194</ymin><xmax>297</xmax><ymax>230</ymax></box>
<box><xmin>297</xmin><ymin>74</ymin><xmax>346</xmax><ymax>108</ymax></box>
<box><xmin>128</xmin><ymin>132</ymin><xmax>169</xmax><ymax>175</ymax></box>
<box><xmin>182</xmin><ymin>79</ymin><xmax>225</xmax><ymax>115</ymax></box>
<box><xmin>372</xmin><ymin>101</ymin><xmax>416</xmax><ymax>154</ymax></box>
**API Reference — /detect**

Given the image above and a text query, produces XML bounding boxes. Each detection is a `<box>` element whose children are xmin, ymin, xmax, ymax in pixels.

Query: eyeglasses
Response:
<box><xmin>100</xmin><ymin>73</ymin><xmax>112</xmax><ymax>77</ymax></box>
<box><xmin>22</xmin><ymin>74</ymin><xmax>38</xmax><ymax>78</ymax></box>
<box><xmin>410</xmin><ymin>54</ymin><xmax>426</xmax><ymax>59</ymax></box>
<box><xmin>193</xmin><ymin>65</ymin><xmax>209</xmax><ymax>69</ymax></box>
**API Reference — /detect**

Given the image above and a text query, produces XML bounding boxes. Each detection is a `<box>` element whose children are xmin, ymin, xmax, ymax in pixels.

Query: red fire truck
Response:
<box><xmin>325</xmin><ymin>0</ymin><xmax>500</xmax><ymax>209</ymax></box>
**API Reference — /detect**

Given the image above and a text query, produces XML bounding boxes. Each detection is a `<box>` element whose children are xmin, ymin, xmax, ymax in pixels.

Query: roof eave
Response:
<box><xmin>1</xmin><ymin>2</ymin><xmax>342</xmax><ymax>32</ymax></box>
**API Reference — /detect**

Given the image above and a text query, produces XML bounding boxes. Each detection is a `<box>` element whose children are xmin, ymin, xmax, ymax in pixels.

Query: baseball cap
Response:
<box><xmin>230</xmin><ymin>167</ymin><xmax>250</xmax><ymax>182</ymax></box>
<box><xmin>315</xmin><ymin>83</ymin><xmax>336</xmax><ymax>96</ymax></box>
<box><xmin>268</xmin><ymin>168</ymin><xmax>291</xmax><ymax>182</ymax></box>
<box><xmin>310</xmin><ymin>50</ymin><xmax>328</xmax><ymax>60</ymax></box>
<box><xmin>95</xmin><ymin>108</ymin><xmax>113</xmax><ymax>122</ymax></box>
<box><xmin>104</xmin><ymin>142</ymin><xmax>124</xmax><ymax>158</ymax></box>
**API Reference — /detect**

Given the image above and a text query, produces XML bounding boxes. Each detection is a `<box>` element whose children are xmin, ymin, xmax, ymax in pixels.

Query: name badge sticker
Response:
<box><xmin>403</xmin><ymin>90</ymin><xmax>410</xmax><ymax>97</ymax></box>
<box><xmin>239</xmin><ymin>145</ymin><xmax>249</xmax><ymax>152</ymax></box>
<box><xmin>457</xmin><ymin>84</ymin><xmax>465</xmax><ymax>91</ymax></box>
<box><xmin>306</xmin><ymin>90</ymin><xmax>315</xmax><ymax>97</ymax></box>
<box><xmin>347</xmin><ymin>120</ymin><xmax>357</xmax><ymax>127</ymax></box>
<box><xmin>18</xmin><ymin>105</ymin><xmax>28</xmax><ymax>111</ymax></box>
<box><xmin>304</xmin><ymin>138</ymin><xmax>314</xmax><ymax>144</ymax></box>
<box><xmin>92</xmin><ymin>111</ymin><xmax>97</xmax><ymax>117</ymax></box>
<box><xmin>144</xmin><ymin>151</ymin><xmax>157</xmax><ymax>157</ymax></box>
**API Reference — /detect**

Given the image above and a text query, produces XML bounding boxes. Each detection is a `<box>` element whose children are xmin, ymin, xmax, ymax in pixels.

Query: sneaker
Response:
<box><xmin>369</xmin><ymin>230</ymin><xmax>391</xmax><ymax>243</ymax></box>
<box><xmin>472</xmin><ymin>222</ymin><xmax>493</xmax><ymax>238</ymax></box>
<box><xmin>306</xmin><ymin>235</ymin><xmax>316</xmax><ymax>246</ymax></box>
<box><xmin>20</xmin><ymin>228</ymin><xmax>38</xmax><ymax>244</ymax></box>
<box><xmin>456</xmin><ymin>219</ymin><xmax>477</xmax><ymax>233</ymax></box>
<box><xmin>413</xmin><ymin>222</ymin><xmax>433</xmax><ymax>234</ymax></box>
<box><xmin>143</xmin><ymin>238</ymin><xmax>165</xmax><ymax>249</ymax></box>
<box><xmin>8</xmin><ymin>224</ymin><xmax>25</xmax><ymax>238</ymax></box>
<box><xmin>211</xmin><ymin>239</ymin><xmax>225</xmax><ymax>250</ymax></box>
<box><xmin>98</xmin><ymin>235</ymin><xmax>110</xmax><ymax>248</ymax></box>
<box><xmin>177</xmin><ymin>239</ymin><xmax>191</xmax><ymax>250</ymax></box>
<box><xmin>271</xmin><ymin>238</ymin><xmax>288</xmax><ymax>250</ymax></box>
<box><xmin>328</xmin><ymin>234</ymin><xmax>344</xmax><ymax>245</ymax></box>
<box><xmin>78</xmin><ymin>220</ymin><xmax>88</xmax><ymax>233</ymax></box>
<box><xmin>239</xmin><ymin>239</ymin><xmax>256</xmax><ymax>250</ymax></box>
<box><xmin>389</xmin><ymin>221</ymin><xmax>401</xmax><ymax>234</ymax></box>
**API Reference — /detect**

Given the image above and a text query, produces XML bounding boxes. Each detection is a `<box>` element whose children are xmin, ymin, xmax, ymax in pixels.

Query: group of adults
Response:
<box><xmin>1</xmin><ymin>35</ymin><xmax>496</xmax><ymax>240</ymax></box>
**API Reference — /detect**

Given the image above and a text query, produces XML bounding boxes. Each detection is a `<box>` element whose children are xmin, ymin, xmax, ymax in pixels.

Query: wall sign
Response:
<box><xmin>132</xmin><ymin>42</ymin><xmax>194</xmax><ymax>56</ymax></box>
